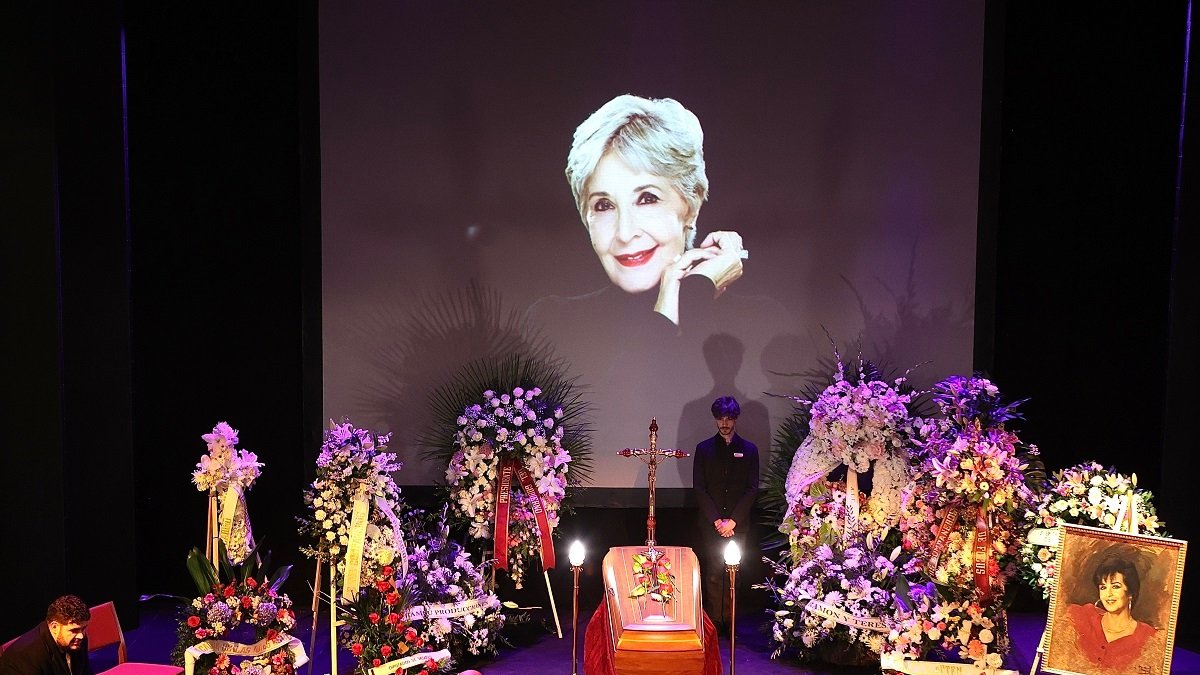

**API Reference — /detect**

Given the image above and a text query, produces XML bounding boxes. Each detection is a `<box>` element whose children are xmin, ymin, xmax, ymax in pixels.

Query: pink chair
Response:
<box><xmin>87</xmin><ymin>602</ymin><xmax>183</xmax><ymax>675</ymax></box>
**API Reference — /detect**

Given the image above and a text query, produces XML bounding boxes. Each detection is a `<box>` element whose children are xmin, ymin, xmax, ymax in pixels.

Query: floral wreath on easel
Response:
<box><xmin>298</xmin><ymin>419</ymin><xmax>407</xmax><ymax>590</ymax></box>
<box><xmin>1018</xmin><ymin>461</ymin><xmax>1166</xmax><ymax>599</ymax></box>
<box><xmin>426</xmin><ymin>355</ymin><xmax>592</xmax><ymax>590</ymax></box>
<box><xmin>884</xmin><ymin>375</ymin><xmax>1039</xmax><ymax>671</ymax></box>
<box><xmin>762</xmin><ymin>350</ymin><xmax>924</xmax><ymax>663</ymax></box>
<box><xmin>193</xmin><ymin>421</ymin><xmax>262</xmax><ymax>565</ymax></box>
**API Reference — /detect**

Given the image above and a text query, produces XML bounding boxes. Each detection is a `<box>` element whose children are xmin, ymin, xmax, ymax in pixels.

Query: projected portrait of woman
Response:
<box><xmin>564</xmin><ymin>94</ymin><xmax>745</xmax><ymax>326</ymax></box>
<box><xmin>1060</xmin><ymin>553</ymin><xmax>1158</xmax><ymax>672</ymax></box>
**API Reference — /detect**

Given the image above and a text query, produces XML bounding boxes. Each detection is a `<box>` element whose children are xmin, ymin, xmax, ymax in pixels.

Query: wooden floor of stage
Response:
<box><xmin>104</xmin><ymin>597</ymin><xmax>1200</xmax><ymax>674</ymax></box>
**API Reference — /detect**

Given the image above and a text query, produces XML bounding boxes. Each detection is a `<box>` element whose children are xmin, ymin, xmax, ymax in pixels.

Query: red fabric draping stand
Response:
<box><xmin>583</xmin><ymin>602</ymin><xmax>721</xmax><ymax>675</ymax></box>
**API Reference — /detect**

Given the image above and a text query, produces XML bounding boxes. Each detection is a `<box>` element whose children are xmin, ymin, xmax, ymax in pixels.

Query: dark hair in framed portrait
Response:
<box><xmin>1044</xmin><ymin>523</ymin><xmax>1187</xmax><ymax>675</ymax></box>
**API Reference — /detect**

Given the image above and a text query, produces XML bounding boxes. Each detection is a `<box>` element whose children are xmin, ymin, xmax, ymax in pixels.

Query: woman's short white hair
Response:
<box><xmin>566</xmin><ymin>94</ymin><xmax>708</xmax><ymax>246</ymax></box>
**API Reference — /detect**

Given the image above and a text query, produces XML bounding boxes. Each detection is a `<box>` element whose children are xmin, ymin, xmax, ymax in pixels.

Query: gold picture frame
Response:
<box><xmin>1043</xmin><ymin>523</ymin><xmax>1187</xmax><ymax>675</ymax></box>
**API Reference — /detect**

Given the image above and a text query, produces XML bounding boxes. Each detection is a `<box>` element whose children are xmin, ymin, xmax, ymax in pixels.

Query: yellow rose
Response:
<box><xmin>377</xmin><ymin>546</ymin><xmax>396</xmax><ymax>565</ymax></box>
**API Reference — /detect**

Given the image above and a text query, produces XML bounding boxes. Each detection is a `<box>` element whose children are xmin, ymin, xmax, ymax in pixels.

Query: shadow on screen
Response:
<box><xmin>354</xmin><ymin>281</ymin><xmax>555</xmax><ymax>472</ymax></box>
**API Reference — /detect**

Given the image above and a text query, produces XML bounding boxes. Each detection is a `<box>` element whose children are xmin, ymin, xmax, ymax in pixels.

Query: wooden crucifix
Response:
<box><xmin>617</xmin><ymin>418</ymin><xmax>689</xmax><ymax>549</ymax></box>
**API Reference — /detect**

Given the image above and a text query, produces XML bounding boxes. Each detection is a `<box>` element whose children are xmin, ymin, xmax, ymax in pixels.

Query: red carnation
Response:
<box><xmin>382</xmin><ymin>565</ymin><xmax>394</xmax><ymax>577</ymax></box>
<box><xmin>241</xmin><ymin>596</ymin><xmax>253</xmax><ymax>608</ymax></box>
<box><xmin>415</xmin><ymin>637</ymin><xmax>424</xmax><ymax>647</ymax></box>
<box><xmin>224</xmin><ymin>585</ymin><xmax>236</xmax><ymax>598</ymax></box>
<box><xmin>385</xmin><ymin>591</ymin><xmax>400</xmax><ymax>606</ymax></box>
<box><xmin>351</xmin><ymin>643</ymin><xmax>364</xmax><ymax>656</ymax></box>
<box><xmin>386</xmin><ymin>612</ymin><xmax>401</xmax><ymax>625</ymax></box>
<box><xmin>425</xmin><ymin>658</ymin><xmax>438</xmax><ymax>670</ymax></box>
<box><xmin>379</xmin><ymin>645</ymin><xmax>392</xmax><ymax>658</ymax></box>
<box><xmin>376</xmin><ymin>579</ymin><xmax>391</xmax><ymax>592</ymax></box>
<box><xmin>187</xmin><ymin>615</ymin><xmax>201</xmax><ymax>628</ymax></box>
<box><xmin>371</xmin><ymin>659</ymin><xmax>381</xmax><ymax>668</ymax></box>
<box><xmin>368</xmin><ymin>612</ymin><xmax>380</xmax><ymax>624</ymax></box>
<box><xmin>245</xmin><ymin>577</ymin><xmax>258</xmax><ymax>589</ymax></box>
<box><xmin>404</xmin><ymin>627</ymin><xmax>417</xmax><ymax>641</ymax></box>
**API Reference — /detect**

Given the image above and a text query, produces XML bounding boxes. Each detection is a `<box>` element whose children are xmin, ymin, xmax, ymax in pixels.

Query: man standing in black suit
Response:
<box><xmin>692</xmin><ymin>396</ymin><xmax>758</xmax><ymax>629</ymax></box>
<box><xmin>0</xmin><ymin>595</ymin><xmax>92</xmax><ymax>675</ymax></box>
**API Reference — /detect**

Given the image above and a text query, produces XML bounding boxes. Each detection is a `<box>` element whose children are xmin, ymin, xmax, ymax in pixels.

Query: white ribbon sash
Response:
<box><xmin>368</xmin><ymin>649</ymin><xmax>452</xmax><ymax>675</ymax></box>
<box><xmin>184</xmin><ymin>634</ymin><xmax>307</xmax><ymax>675</ymax></box>
<box><xmin>374</xmin><ymin>495</ymin><xmax>409</xmax><ymax>580</ymax></box>
<box><xmin>1026</xmin><ymin>527</ymin><xmax>1057</xmax><ymax>547</ymax></box>
<box><xmin>881</xmin><ymin>652</ymin><xmax>1017</xmax><ymax>675</ymax></box>
<box><xmin>804</xmin><ymin>599</ymin><xmax>888</xmax><ymax>633</ymax></box>
<box><xmin>844</xmin><ymin>469</ymin><xmax>860</xmax><ymax>545</ymax></box>
<box><xmin>401</xmin><ymin>597</ymin><xmax>483</xmax><ymax>622</ymax></box>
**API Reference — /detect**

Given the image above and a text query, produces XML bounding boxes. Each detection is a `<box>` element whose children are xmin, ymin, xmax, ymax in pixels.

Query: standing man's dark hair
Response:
<box><xmin>710</xmin><ymin>396</ymin><xmax>740</xmax><ymax>419</ymax></box>
<box><xmin>692</xmin><ymin>396</ymin><xmax>758</xmax><ymax>629</ymax></box>
<box><xmin>0</xmin><ymin>595</ymin><xmax>93</xmax><ymax>675</ymax></box>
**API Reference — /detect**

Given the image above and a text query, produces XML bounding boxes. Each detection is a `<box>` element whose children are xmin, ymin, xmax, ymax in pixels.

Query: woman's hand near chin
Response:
<box><xmin>688</xmin><ymin>230</ymin><xmax>745</xmax><ymax>297</ymax></box>
<box><xmin>652</xmin><ymin>230</ymin><xmax>746</xmax><ymax>324</ymax></box>
<box><xmin>653</xmin><ymin>246</ymin><xmax>718</xmax><ymax>325</ymax></box>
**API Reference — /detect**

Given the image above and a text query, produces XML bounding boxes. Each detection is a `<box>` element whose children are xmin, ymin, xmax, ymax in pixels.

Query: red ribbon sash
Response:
<box><xmin>515</xmin><ymin>463</ymin><xmax>556</xmax><ymax>570</ymax></box>
<box><xmin>494</xmin><ymin>460</ymin><xmax>515</xmax><ymax>571</ymax></box>
<box><xmin>927</xmin><ymin>503</ymin><xmax>964</xmax><ymax>570</ymax></box>
<box><xmin>927</xmin><ymin>502</ymin><xmax>995</xmax><ymax>605</ymax></box>
<box><xmin>491</xmin><ymin>457</ymin><xmax>556</xmax><ymax>571</ymax></box>
<box><xmin>972</xmin><ymin>506</ymin><xmax>993</xmax><ymax>605</ymax></box>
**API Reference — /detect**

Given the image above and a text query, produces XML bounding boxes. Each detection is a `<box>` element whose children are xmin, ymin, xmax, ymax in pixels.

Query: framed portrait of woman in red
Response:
<box><xmin>1044</xmin><ymin>523</ymin><xmax>1187</xmax><ymax>675</ymax></box>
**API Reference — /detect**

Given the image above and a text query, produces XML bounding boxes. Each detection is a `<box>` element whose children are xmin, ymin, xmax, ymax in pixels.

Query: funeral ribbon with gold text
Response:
<box><xmin>927</xmin><ymin>502</ymin><xmax>993</xmax><ymax>604</ymax></box>
<box><xmin>367</xmin><ymin>649</ymin><xmax>452</xmax><ymax>675</ymax></box>
<box><xmin>493</xmin><ymin>457</ymin><xmax>555</xmax><ymax>572</ymax></box>
<box><xmin>880</xmin><ymin>652</ymin><xmax>1017</xmax><ymax>675</ymax></box>
<box><xmin>184</xmin><ymin>634</ymin><xmax>308</xmax><ymax>675</ymax></box>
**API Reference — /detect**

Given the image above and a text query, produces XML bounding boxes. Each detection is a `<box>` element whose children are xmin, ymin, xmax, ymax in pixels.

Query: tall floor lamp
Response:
<box><xmin>724</xmin><ymin>540</ymin><xmax>741</xmax><ymax>675</ymax></box>
<box><xmin>569</xmin><ymin>540</ymin><xmax>585</xmax><ymax>675</ymax></box>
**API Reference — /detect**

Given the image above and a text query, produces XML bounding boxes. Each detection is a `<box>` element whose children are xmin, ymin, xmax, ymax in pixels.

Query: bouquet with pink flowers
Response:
<box><xmin>193</xmin><ymin>421</ymin><xmax>262</xmax><ymax>563</ymax></box>
<box><xmin>1018</xmin><ymin>461</ymin><xmax>1165</xmax><ymax>598</ymax></box>
<box><xmin>426</xmin><ymin>355</ymin><xmax>592</xmax><ymax>590</ymax></box>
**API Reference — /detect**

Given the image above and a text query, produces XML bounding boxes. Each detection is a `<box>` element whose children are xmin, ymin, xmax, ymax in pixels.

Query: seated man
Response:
<box><xmin>0</xmin><ymin>595</ymin><xmax>92</xmax><ymax>675</ymax></box>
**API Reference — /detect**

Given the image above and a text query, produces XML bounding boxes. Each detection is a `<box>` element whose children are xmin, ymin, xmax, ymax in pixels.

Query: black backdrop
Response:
<box><xmin>3</xmin><ymin>0</ymin><xmax>1197</xmax><ymax>649</ymax></box>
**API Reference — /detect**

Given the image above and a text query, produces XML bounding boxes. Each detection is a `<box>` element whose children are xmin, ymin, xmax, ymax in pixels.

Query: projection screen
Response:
<box><xmin>320</xmin><ymin>2</ymin><xmax>983</xmax><ymax>492</ymax></box>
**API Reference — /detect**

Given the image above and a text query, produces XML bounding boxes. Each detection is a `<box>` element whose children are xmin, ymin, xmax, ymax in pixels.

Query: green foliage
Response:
<box><xmin>184</xmin><ymin>541</ymin><xmax>291</xmax><ymax>597</ymax></box>
<box><xmin>420</xmin><ymin>352</ymin><xmax>594</xmax><ymax>488</ymax></box>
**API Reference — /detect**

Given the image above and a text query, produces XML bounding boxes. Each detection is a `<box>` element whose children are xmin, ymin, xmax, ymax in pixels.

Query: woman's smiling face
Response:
<box><xmin>1098</xmin><ymin>572</ymin><xmax>1131</xmax><ymax>613</ymax></box>
<box><xmin>584</xmin><ymin>152</ymin><xmax>693</xmax><ymax>293</ymax></box>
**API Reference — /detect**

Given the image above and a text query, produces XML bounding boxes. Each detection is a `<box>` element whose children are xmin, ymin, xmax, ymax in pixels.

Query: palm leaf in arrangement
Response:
<box><xmin>420</xmin><ymin>352</ymin><xmax>594</xmax><ymax>489</ymax></box>
<box><xmin>354</xmin><ymin>281</ymin><xmax>557</xmax><ymax>444</ymax></box>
